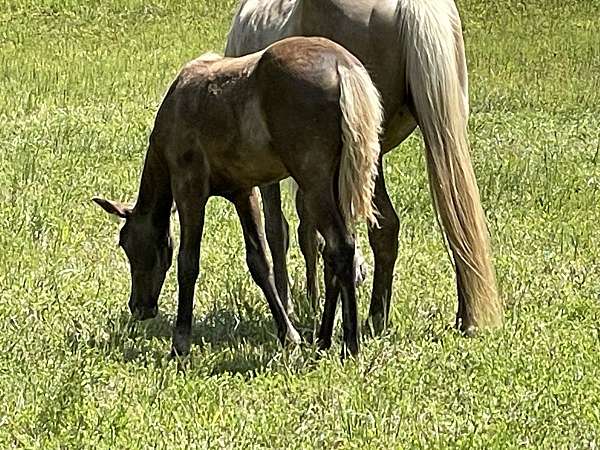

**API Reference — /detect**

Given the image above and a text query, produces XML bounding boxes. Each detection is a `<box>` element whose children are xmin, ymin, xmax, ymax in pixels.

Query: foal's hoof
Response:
<box><xmin>340</xmin><ymin>341</ymin><xmax>359</xmax><ymax>361</ymax></box>
<box><xmin>170</xmin><ymin>332</ymin><xmax>191</xmax><ymax>358</ymax></box>
<box><xmin>364</xmin><ymin>313</ymin><xmax>387</xmax><ymax>338</ymax></box>
<box><xmin>131</xmin><ymin>305</ymin><xmax>158</xmax><ymax>321</ymax></box>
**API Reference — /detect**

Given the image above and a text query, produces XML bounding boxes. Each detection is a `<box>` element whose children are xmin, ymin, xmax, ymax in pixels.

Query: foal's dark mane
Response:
<box><xmin>134</xmin><ymin>141</ymin><xmax>173</xmax><ymax>230</ymax></box>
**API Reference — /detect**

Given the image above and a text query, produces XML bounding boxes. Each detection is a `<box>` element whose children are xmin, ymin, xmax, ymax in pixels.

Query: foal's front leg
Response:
<box><xmin>171</xmin><ymin>196</ymin><xmax>207</xmax><ymax>357</ymax></box>
<box><xmin>234</xmin><ymin>188</ymin><xmax>301</xmax><ymax>346</ymax></box>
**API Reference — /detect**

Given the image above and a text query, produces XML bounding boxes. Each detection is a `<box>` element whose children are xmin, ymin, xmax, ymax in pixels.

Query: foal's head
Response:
<box><xmin>93</xmin><ymin>197</ymin><xmax>173</xmax><ymax>320</ymax></box>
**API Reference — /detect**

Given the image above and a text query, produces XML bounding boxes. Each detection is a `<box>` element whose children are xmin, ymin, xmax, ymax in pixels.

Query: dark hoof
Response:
<box><xmin>316</xmin><ymin>336</ymin><xmax>332</xmax><ymax>351</ymax></box>
<box><xmin>340</xmin><ymin>341</ymin><xmax>359</xmax><ymax>361</ymax></box>
<box><xmin>456</xmin><ymin>315</ymin><xmax>478</xmax><ymax>337</ymax></box>
<box><xmin>364</xmin><ymin>313</ymin><xmax>386</xmax><ymax>338</ymax></box>
<box><xmin>170</xmin><ymin>331</ymin><xmax>191</xmax><ymax>358</ymax></box>
<box><xmin>131</xmin><ymin>305</ymin><xmax>158</xmax><ymax>321</ymax></box>
<box><xmin>302</xmin><ymin>328</ymin><xmax>315</xmax><ymax>344</ymax></box>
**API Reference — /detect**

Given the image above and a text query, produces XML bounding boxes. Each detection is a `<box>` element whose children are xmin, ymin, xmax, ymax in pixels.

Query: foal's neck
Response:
<box><xmin>134</xmin><ymin>145</ymin><xmax>172</xmax><ymax>230</ymax></box>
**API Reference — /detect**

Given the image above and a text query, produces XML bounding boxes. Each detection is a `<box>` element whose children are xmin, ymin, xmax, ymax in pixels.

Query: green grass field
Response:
<box><xmin>1</xmin><ymin>0</ymin><xmax>599</xmax><ymax>448</ymax></box>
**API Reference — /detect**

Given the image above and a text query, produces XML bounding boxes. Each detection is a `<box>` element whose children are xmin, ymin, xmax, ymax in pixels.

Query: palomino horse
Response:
<box><xmin>94</xmin><ymin>36</ymin><xmax>383</xmax><ymax>357</ymax></box>
<box><xmin>226</xmin><ymin>0</ymin><xmax>503</xmax><ymax>335</ymax></box>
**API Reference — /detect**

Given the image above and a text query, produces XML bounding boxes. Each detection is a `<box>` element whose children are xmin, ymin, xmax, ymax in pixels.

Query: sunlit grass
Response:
<box><xmin>0</xmin><ymin>0</ymin><xmax>599</xmax><ymax>448</ymax></box>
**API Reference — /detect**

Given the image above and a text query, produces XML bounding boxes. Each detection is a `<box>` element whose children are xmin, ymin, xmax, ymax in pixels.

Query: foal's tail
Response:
<box><xmin>399</xmin><ymin>0</ymin><xmax>502</xmax><ymax>330</ymax></box>
<box><xmin>337</xmin><ymin>62</ymin><xmax>383</xmax><ymax>228</ymax></box>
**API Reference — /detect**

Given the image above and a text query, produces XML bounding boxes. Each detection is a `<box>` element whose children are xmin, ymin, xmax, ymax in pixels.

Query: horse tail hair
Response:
<box><xmin>399</xmin><ymin>0</ymin><xmax>502</xmax><ymax>330</ymax></box>
<box><xmin>337</xmin><ymin>62</ymin><xmax>383</xmax><ymax>228</ymax></box>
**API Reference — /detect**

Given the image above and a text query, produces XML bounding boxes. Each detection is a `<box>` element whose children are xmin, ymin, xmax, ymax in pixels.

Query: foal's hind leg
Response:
<box><xmin>296</xmin><ymin>188</ymin><xmax>367</xmax><ymax>294</ymax></box>
<box><xmin>316</xmin><ymin>260</ymin><xmax>340</xmax><ymax>350</ymax></box>
<box><xmin>234</xmin><ymin>188</ymin><xmax>301</xmax><ymax>346</ymax></box>
<box><xmin>260</xmin><ymin>183</ymin><xmax>293</xmax><ymax>316</ymax></box>
<box><xmin>366</xmin><ymin>163</ymin><xmax>400</xmax><ymax>336</ymax></box>
<box><xmin>303</xmin><ymin>189</ymin><xmax>359</xmax><ymax>357</ymax></box>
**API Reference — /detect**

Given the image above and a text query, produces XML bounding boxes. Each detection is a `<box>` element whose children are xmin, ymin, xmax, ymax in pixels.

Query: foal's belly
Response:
<box><xmin>204</xmin><ymin>93</ymin><xmax>290</xmax><ymax>194</ymax></box>
<box><xmin>208</xmin><ymin>150</ymin><xmax>288</xmax><ymax>195</ymax></box>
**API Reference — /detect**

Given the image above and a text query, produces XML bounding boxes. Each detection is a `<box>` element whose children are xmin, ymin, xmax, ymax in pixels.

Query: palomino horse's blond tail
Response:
<box><xmin>399</xmin><ymin>0</ymin><xmax>503</xmax><ymax>330</ymax></box>
<box><xmin>337</xmin><ymin>63</ymin><xmax>383</xmax><ymax>228</ymax></box>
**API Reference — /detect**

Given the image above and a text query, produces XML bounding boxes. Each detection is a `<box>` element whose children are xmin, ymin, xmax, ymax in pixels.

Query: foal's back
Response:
<box><xmin>255</xmin><ymin>37</ymin><xmax>364</xmax><ymax>186</ymax></box>
<box><xmin>156</xmin><ymin>37</ymin><xmax>359</xmax><ymax>193</ymax></box>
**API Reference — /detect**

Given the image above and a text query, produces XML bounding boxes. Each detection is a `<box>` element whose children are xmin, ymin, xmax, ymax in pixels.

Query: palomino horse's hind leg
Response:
<box><xmin>454</xmin><ymin>266</ymin><xmax>476</xmax><ymax>335</ymax></box>
<box><xmin>295</xmin><ymin>189</ymin><xmax>320</xmax><ymax>311</ymax></box>
<box><xmin>171</xmin><ymin>195</ymin><xmax>208</xmax><ymax>357</ymax></box>
<box><xmin>233</xmin><ymin>188</ymin><xmax>301</xmax><ymax>346</ymax></box>
<box><xmin>366</xmin><ymin>163</ymin><xmax>400</xmax><ymax>336</ymax></box>
<box><xmin>303</xmin><ymin>190</ymin><xmax>359</xmax><ymax>357</ymax></box>
<box><xmin>260</xmin><ymin>183</ymin><xmax>293</xmax><ymax>316</ymax></box>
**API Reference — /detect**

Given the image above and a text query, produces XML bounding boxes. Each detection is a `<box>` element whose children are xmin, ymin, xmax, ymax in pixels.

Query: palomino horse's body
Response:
<box><xmin>226</xmin><ymin>0</ymin><xmax>503</xmax><ymax>334</ymax></box>
<box><xmin>94</xmin><ymin>36</ymin><xmax>383</xmax><ymax>356</ymax></box>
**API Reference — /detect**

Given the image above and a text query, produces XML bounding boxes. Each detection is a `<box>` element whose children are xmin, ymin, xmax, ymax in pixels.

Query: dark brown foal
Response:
<box><xmin>94</xmin><ymin>36</ymin><xmax>383</xmax><ymax>357</ymax></box>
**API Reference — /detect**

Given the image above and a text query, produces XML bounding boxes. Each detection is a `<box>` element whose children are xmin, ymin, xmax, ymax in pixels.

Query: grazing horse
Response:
<box><xmin>226</xmin><ymin>0</ymin><xmax>503</xmax><ymax>336</ymax></box>
<box><xmin>94</xmin><ymin>36</ymin><xmax>383</xmax><ymax>357</ymax></box>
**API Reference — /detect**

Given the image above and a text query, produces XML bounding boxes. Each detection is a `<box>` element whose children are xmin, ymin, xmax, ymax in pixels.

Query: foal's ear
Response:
<box><xmin>92</xmin><ymin>197</ymin><xmax>132</xmax><ymax>219</ymax></box>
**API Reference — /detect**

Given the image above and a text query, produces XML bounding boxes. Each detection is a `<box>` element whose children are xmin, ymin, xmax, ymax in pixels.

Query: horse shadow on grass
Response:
<box><xmin>69</xmin><ymin>297</ymin><xmax>321</xmax><ymax>377</ymax></box>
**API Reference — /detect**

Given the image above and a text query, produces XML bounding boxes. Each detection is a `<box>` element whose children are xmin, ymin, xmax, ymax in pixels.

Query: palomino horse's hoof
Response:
<box><xmin>456</xmin><ymin>316</ymin><xmax>478</xmax><ymax>337</ymax></box>
<box><xmin>459</xmin><ymin>324</ymin><xmax>478</xmax><ymax>338</ymax></box>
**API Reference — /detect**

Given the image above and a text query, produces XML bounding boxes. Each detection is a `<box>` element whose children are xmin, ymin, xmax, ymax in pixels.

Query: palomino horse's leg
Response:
<box><xmin>454</xmin><ymin>266</ymin><xmax>475</xmax><ymax>335</ymax></box>
<box><xmin>366</xmin><ymin>163</ymin><xmax>400</xmax><ymax>336</ymax></box>
<box><xmin>260</xmin><ymin>183</ymin><xmax>293</xmax><ymax>315</ymax></box>
<box><xmin>234</xmin><ymin>188</ymin><xmax>301</xmax><ymax>346</ymax></box>
<box><xmin>171</xmin><ymin>196</ymin><xmax>208</xmax><ymax>357</ymax></box>
<box><xmin>304</xmin><ymin>190</ymin><xmax>359</xmax><ymax>357</ymax></box>
<box><xmin>316</xmin><ymin>260</ymin><xmax>340</xmax><ymax>350</ymax></box>
<box><xmin>295</xmin><ymin>189</ymin><xmax>321</xmax><ymax>311</ymax></box>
